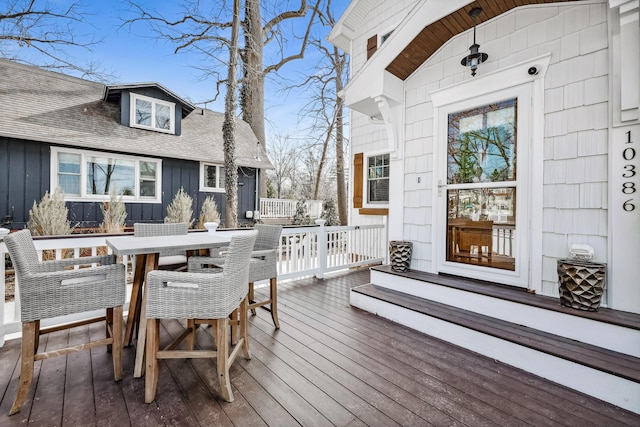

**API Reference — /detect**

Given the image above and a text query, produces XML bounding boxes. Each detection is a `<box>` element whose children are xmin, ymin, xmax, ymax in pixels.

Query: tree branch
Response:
<box><xmin>263</xmin><ymin>0</ymin><xmax>321</xmax><ymax>75</ymax></box>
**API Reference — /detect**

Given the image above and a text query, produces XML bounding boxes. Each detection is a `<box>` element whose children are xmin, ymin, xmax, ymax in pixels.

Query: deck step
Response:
<box><xmin>352</xmin><ymin>283</ymin><xmax>640</xmax><ymax>384</ymax></box>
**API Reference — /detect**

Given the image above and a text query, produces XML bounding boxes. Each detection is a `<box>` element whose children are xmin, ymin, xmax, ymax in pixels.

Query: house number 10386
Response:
<box><xmin>622</xmin><ymin>130</ymin><xmax>636</xmax><ymax>211</ymax></box>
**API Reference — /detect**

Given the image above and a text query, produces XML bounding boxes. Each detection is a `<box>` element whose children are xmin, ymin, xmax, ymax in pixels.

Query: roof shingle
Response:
<box><xmin>0</xmin><ymin>59</ymin><xmax>273</xmax><ymax>169</ymax></box>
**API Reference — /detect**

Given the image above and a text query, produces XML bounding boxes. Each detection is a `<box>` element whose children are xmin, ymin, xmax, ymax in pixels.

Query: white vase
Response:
<box><xmin>204</xmin><ymin>222</ymin><xmax>218</xmax><ymax>233</ymax></box>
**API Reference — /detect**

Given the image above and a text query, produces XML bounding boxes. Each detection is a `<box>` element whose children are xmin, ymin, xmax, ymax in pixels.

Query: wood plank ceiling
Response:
<box><xmin>386</xmin><ymin>0</ymin><xmax>580</xmax><ymax>80</ymax></box>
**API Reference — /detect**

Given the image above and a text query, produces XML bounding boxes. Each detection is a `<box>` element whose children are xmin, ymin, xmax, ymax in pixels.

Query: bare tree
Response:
<box><xmin>223</xmin><ymin>0</ymin><xmax>241</xmax><ymax>228</ymax></box>
<box><xmin>0</xmin><ymin>0</ymin><xmax>109</xmax><ymax>79</ymax></box>
<box><xmin>266</xmin><ymin>133</ymin><xmax>297</xmax><ymax>198</ymax></box>
<box><xmin>123</xmin><ymin>0</ymin><xmax>322</xmax><ymax>197</ymax></box>
<box><xmin>289</xmin><ymin>1</ymin><xmax>348</xmax><ymax>224</ymax></box>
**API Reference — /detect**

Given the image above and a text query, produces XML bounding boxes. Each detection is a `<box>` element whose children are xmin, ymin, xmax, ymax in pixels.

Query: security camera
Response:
<box><xmin>528</xmin><ymin>66</ymin><xmax>539</xmax><ymax>75</ymax></box>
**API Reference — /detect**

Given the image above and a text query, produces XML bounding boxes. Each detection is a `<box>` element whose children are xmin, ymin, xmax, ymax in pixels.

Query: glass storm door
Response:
<box><xmin>444</xmin><ymin>98</ymin><xmax>519</xmax><ymax>273</ymax></box>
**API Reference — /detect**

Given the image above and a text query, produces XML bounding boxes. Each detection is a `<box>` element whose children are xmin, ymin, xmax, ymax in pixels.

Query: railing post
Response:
<box><xmin>315</xmin><ymin>219</ymin><xmax>327</xmax><ymax>279</ymax></box>
<box><xmin>0</xmin><ymin>228</ymin><xmax>8</xmax><ymax>347</ymax></box>
<box><xmin>0</xmin><ymin>243</ymin><xmax>4</xmax><ymax>347</ymax></box>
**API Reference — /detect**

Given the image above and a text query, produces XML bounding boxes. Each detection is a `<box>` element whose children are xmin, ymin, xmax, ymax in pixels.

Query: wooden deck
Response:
<box><xmin>1</xmin><ymin>267</ymin><xmax>639</xmax><ymax>426</ymax></box>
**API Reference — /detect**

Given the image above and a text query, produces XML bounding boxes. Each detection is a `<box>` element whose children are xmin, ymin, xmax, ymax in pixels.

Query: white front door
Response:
<box><xmin>434</xmin><ymin>84</ymin><xmax>532</xmax><ymax>287</ymax></box>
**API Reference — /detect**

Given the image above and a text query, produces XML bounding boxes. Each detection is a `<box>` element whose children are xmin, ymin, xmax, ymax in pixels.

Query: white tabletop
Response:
<box><xmin>106</xmin><ymin>230</ymin><xmax>251</xmax><ymax>256</ymax></box>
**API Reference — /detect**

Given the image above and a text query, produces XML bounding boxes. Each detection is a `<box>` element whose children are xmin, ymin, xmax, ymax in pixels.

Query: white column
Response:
<box><xmin>610</xmin><ymin>0</ymin><xmax>640</xmax><ymax>122</ymax></box>
<box><xmin>609</xmin><ymin>1</ymin><xmax>640</xmax><ymax>314</ymax></box>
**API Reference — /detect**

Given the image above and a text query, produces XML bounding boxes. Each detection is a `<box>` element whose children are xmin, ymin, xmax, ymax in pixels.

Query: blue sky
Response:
<box><xmin>61</xmin><ymin>0</ymin><xmax>350</xmax><ymax>141</ymax></box>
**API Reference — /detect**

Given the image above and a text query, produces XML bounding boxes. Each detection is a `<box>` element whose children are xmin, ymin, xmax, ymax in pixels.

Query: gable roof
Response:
<box><xmin>104</xmin><ymin>83</ymin><xmax>196</xmax><ymax>118</ymax></box>
<box><xmin>329</xmin><ymin>0</ymin><xmax>581</xmax><ymax>118</ymax></box>
<box><xmin>385</xmin><ymin>0</ymin><xmax>580</xmax><ymax>80</ymax></box>
<box><xmin>0</xmin><ymin>59</ymin><xmax>272</xmax><ymax>169</ymax></box>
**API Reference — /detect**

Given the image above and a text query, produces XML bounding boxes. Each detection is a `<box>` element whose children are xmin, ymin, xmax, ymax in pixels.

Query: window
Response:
<box><xmin>130</xmin><ymin>93</ymin><xmax>175</xmax><ymax>134</ymax></box>
<box><xmin>200</xmin><ymin>163</ymin><xmax>225</xmax><ymax>191</ymax></box>
<box><xmin>52</xmin><ymin>148</ymin><xmax>161</xmax><ymax>202</ymax></box>
<box><xmin>367</xmin><ymin>154</ymin><xmax>389</xmax><ymax>203</ymax></box>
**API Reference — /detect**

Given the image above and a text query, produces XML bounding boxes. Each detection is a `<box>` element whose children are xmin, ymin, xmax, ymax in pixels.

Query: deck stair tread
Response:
<box><xmin>372</xmin><ymin>265</ymin><xmax>640</xmax><ymax>330</ymax></box>
<box><xmin>353</xmin><ymin>283</ymin><xmax>640</xmax><ymax>384</ymax></box>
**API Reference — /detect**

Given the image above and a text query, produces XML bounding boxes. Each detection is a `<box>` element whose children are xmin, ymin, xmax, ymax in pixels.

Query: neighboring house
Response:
<box><xmin>330</xmin><ymin>0</ymin><xmax>639</xmax><ymax>412</ymax></box>
<box><xmin>0</xmin><ymin>59</ymin><xmax>273</xmax><ymax>229</ymax></box>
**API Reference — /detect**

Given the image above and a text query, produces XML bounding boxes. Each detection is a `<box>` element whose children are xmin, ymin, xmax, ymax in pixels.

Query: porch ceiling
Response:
<box><xmin>386</xmin><ymin>0</ymin><xmax>580</xmax><ymax>80</ymax></box>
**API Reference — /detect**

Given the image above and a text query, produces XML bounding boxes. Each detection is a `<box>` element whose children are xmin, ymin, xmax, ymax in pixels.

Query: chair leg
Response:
<box><xmin>186</xmin><ymin>319</ymin><xmax>196</xmax><ymax>350</ymax></box>
<box><xmin>106</xmin><ymin>307</ymin><xmax>113</xmax><ymax>352</ymax></box>
<box><xmin>112</xmin><ymin>306</ymin><xmax>123</xmax><ymax>381</ymax></box>
<box><xmin>248</xmin><ymin>282</ymin><xmax>257</xmax><ymax>316</ymax></box>
<box><xmin>269</xmin><ymin>277</ymin><xmax>279</xmax><ymax>329</ymax></box>
<box><xmin>125</xmin><ymin>254</ymin><xmax>145</xmax><ymax>346</ymax></box>
<box><xmin>239</xmin><ymin>297</ymin><xmax>251</xmax><ymax>360</ymax></box>
<box><xmin>216</xmin><ymin>318</ymin><xmax>233</xmax><ymax>402</ymax></box>
<box><xmin>229</xmin><ymin>309</ymin><xmax>238</xmax><ymax>346</ymax></box>
<box><xmin>9</xmin><ymin>322</ymin><xmax>37</xmax><ymax>416</ymax></box>
<box><xmin>145</xmin><ymin>318</ymin><xmax>159</xmax><ymax>403</ymax></box>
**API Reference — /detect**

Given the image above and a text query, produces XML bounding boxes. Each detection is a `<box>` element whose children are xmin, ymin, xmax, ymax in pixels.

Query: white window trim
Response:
<box><xmin>199</xmin><ymin>162</ymin><xmax>225</xmax><ymax>192</ymax></box>
<box><xmin>430</xmin><ymin>54</ymin><xmax>549</xmax><ymax>290</ymax></box>
<box><xmin>130</xmin><ymin>93</ymin><xmax>176</xmax><ymax>134</ymax></box>
<box><xmin>50</xmin><ymin>147</ymin><xmax>162</xmax><ymax>203</ymax></box>
<box><xmin>363</xmin><ymin>150</ymin><xmax>390</xmax><ymax>208</ymax></box>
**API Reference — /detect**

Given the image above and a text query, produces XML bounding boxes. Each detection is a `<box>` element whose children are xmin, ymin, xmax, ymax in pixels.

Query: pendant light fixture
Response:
<box><xmin>460</xmin><ymin>7</ymin><xmax>488</xmax><ymax>77</ymax></box>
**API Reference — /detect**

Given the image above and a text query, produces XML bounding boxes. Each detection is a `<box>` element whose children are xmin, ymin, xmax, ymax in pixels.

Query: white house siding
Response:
<box><xmin>401</xmin><ymin>1</ymin><xmax>610</xmax><ymax>295</ymax></box>
<box><xmin>346</xmin><ymin>0</ymin><xmax>418</xmax><ymax>228</ymax></box>
<box><xmin>349</xmin><ymin>0</ymin><xmax>419</xmax><ymax>75</ymax></box>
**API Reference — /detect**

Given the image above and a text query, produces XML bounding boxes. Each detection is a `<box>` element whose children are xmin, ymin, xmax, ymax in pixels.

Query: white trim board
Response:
<box><xmin>351</xmin><ymin>290</ymin><xmax>640</xmax><ymax>415</ymax></box>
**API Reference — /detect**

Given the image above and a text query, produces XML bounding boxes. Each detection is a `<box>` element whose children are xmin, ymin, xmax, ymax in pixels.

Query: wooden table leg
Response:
<box><xmin>124</xmin><ymin>254</ymin><xmax>146</xmax><ymax>346</ymax></box>
<box><xmin>134</xmin><ymin>253</ymin><xmax>158</xmax><ymax>378</ymax></box>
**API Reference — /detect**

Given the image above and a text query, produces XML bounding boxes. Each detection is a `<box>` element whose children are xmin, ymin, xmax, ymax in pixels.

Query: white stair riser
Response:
<box><xmin>351</xmin><ymin>291</ymin><xmax>640</xmax><ymax>415</ymax></box>
<box><xmin>370</xmin><ymin>270</ymin><xmax>640</xmax><ymax>357</ymax></box>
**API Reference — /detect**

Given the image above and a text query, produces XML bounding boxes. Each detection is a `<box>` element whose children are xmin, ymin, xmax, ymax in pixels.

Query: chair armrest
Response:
<box><xmin>25</xmin><ymin>263</ymin><xmax>125</xmax><ymax>284</ymax></box>
<box><xmin>188</xmin><ymin>256</ymin><xmax>225</xmax><ymax>272</ymax></box>
<box><xmin>36</xmin><ymin>255</ymin><xmax>117</xmax><ymax>272</ymax></box>
<box><xmin>17</xmin><ymin>263</ymin><xmax>126</xmax><ymax>321</ymax></box>
<box><xmin>251</xmin><ymin>249</ymin><xmax>276</xmax><ymax>260</ymax></box>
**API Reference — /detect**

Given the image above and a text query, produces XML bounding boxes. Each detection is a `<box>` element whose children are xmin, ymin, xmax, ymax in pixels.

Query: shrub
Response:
<box><xmin>165</xmin><ymin>187</ymin><xmax>194</xmax><ymax>227</ymax></box>
<box><xmin>321</xmin><ymin>199</ymin><xmax>340</xmax><ymax>226</ymax></box>
<box><xmin>292</xmin><ymin>199</ymin><xmax>312</xmax><ymax>225</ymax></box>
<box><xmin>27</xmin><ymin>187</ymin><xmax>73</xmax><ymax>236</ymax></box>
<box><xmin>198</xmin><ymin>196</ymin><xmax>221</xmax><ymax>229</ymax></box>
<box><xmin>100</xmin><ymin>191</ymin><xmax>127</xmax><ymax>233</ymax></box>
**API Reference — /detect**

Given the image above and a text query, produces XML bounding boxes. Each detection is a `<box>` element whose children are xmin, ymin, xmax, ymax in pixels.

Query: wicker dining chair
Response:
<box><xmin>144</xmin><ymin>231</ymin><xmax>258</xmax><ymax>403</ymax></box>
<box><xmin>4</xmin><ymin>229</ymin><xmax>125</xmax><ymax>415</ymax></box>
<box><xmin>133</xmin><ymin>222</ymin><xmax>189</xmax><ymax>269</ymax></box>
<box><xmin>188</xmin><ymin>224</ymin><xmax>283</xmax><ymax>328</ymax></box>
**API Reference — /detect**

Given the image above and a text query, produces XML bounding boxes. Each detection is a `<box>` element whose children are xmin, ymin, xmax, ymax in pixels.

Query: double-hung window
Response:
<box><xmin>130</xmin><ymin>93</ymin><xmax>175</xmax><ymax>134</ymax></box>
<box><xmin>367</xmin><ymin>153</ymin><xmax>389</xmax><ymax>204</ymax></box>
<box><xmin>52</xmin><ymin>147</ymin><xmax>162</xmax><ymax>202</ymax></box>
<box><xmin>200</xmin><ymin>163</ymin><xmax>225</xmax><ymax>192</ymax></box>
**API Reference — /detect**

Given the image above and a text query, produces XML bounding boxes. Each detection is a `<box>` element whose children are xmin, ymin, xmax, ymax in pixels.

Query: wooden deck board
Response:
<box><xmin>354</xmin><ymin>284</ymin><xmax>640</xmax><ymax>382</ymax></box>
<box><xmin>0</xmin><ymin>267</ymin><xmax>638</xmax><ymax>426</ymax></box>
<box><xmin>273</xmin><ymin>281</ymin><xmax>584</xmax><ymax>426</ymax></box>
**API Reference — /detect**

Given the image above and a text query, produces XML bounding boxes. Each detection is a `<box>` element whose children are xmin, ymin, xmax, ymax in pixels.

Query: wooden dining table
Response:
<box><xmin>106</xmin><ymin>229</ymin><xmax>251</xmax><ymax>377</ymax></box>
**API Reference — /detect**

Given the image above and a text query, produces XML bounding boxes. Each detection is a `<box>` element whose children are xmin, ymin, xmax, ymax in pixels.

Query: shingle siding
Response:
<box><xmin>396</xmin><ymin>2</ymin><xmax>610</xmax><ymax>283</ymax></box>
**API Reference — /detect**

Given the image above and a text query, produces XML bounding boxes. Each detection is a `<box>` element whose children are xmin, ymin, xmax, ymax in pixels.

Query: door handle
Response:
<box><xmin>438</xmin><ymin>180</ymin><xmax>447</xmax><ymax>197</ymax></box>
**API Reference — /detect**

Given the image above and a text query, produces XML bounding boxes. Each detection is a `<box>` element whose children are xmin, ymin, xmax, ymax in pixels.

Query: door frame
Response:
<box><xmin>429</xmin><ymin>55</ymin><xmax>549</xmax><ymax>290</ymax></box>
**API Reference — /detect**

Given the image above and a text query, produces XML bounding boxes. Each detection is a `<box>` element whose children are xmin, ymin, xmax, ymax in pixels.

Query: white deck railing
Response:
<box><xmin>1</xmin><ymin>223</ymin><xmax>385</xmax><ymax>346</ymax></box>
<box><xmin>260</xmin><ymin>198</ymin><xmax>323</xmax><ymax>219</ymax></box>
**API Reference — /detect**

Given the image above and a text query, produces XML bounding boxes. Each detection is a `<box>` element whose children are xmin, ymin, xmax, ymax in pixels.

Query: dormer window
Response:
<box><xmin>130</xmin><ymin>93</ymin><xmax>175</xmax><ymax>134</ymax></box>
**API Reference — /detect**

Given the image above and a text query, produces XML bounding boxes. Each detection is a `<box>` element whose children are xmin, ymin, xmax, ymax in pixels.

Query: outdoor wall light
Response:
<box><xmin>460</xmin><ymin>7</ymin><xmax>488</xmax><ymax>77</ymax></box>
<box><xmin>254</xmin><ymin>141</ymin><xmax>262</xmax><ymax>161</ymax></box>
